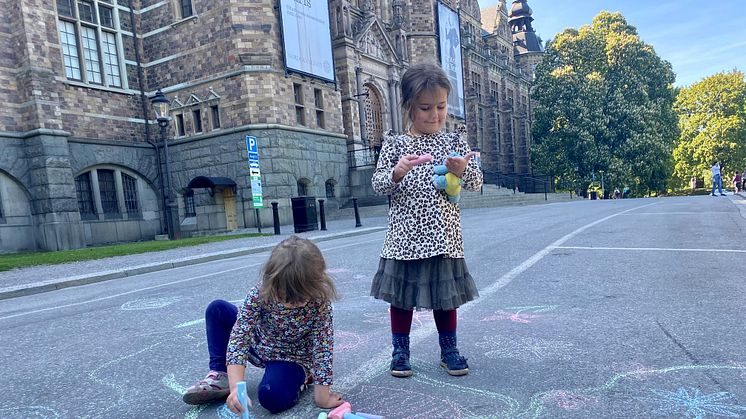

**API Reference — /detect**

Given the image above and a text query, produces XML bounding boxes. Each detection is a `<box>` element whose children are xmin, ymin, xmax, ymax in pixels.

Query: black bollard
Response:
<box><xmin>271</xmin><ymin>202</ymin><xmax>280</xmax><ymax>235</ymax></box>
<box><xmin>318</xmin><ymin>199</ymin><xmax>327</xmax><ymax>231</ymax></box>
<box><xmin>352</xmin><ymin>197</ymin><xmax>362</xmax><ymax>227</ymax></box>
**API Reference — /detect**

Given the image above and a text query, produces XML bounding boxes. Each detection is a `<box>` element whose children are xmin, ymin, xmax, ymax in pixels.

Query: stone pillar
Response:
<box><xmin>23</xmin><ymin>130</ymin><xmax>85</xmax><ymax>250</ymax></box>
<box><xmin>355</xmin><ymin>66</ymin><xmax>367</xmax><ymax>144</ymax></box>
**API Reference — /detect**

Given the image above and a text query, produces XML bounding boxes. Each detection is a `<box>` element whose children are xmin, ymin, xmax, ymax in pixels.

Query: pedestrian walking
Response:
<box><xmin>733</xmin><ymin>171</ymin><xmax>742</xmax><ymax>193</ymax></box>
<box><xmin>370</xmin><ymin>62</ymin><xmax>483</xmax><ymax>378</ymax></box>
<box><xmin>711</xmin><ymin>161</ymin><xmax>725</xmax><ymax>196</ymax></box>
<box><xmin>182</xmin><ymin>236</ymin><xmax>344</xmax><ymax>414</ymax></box>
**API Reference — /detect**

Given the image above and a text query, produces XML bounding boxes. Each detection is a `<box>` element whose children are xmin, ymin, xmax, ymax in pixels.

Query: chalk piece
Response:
<box><xmin>328</xmin><ymin>401</ymin><xmax>352</xmax><ymax>419</ymax></box>
<box><xmin>355</xmin><ymin>413</ymin><xmax>384</xmax><ymax>419</ymax></box>
<box><xmin>343</xmin><ymin>414</ymin><xmax>366</xmax><ymax>419</ymax></box>
<box><xmin>318</xmin><ymin>413</ymin><xmax>328</xmax><ymax>419</ymax></box>
<box><xmin>236</xmin><ymin>381</ymin><xmax>250</xmax><ymax>419</ymax></box>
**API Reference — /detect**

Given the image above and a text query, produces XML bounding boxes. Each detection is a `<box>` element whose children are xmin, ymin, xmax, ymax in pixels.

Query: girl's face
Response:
<box><xmin>410</xmin><ymin>87</ymin><xmax>448</xmax><ymax>136</ymax></box>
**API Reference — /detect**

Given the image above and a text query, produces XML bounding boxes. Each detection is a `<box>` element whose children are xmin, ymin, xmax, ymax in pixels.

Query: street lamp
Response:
<box><xmin>150</xmin><ymin>89</ymin><xmax>180</xmax><ymax>240</ymax></box>
<box><xmin>598</xmin><ymin>170</ymin><xmax>605</xmax><ymax>199</ymax></box>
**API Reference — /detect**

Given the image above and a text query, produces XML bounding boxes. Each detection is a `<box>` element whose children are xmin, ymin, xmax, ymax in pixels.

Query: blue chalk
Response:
<box><xmin>236</xmin><ymin>381</ymin><xmax>250</xmax><ymax>419</ymax></box>
<box><xmin>342</xmin><ymin>414</ymin><xmax>366</xmax><ymax>419</ymax></box>
<box><xmin>354</xmin><ymin>413</ymin><xmax>384</xmax><ymax>419</ymax></box>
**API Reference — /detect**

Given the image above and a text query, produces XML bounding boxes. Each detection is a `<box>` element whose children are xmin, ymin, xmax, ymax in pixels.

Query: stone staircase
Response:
<box><xmin>326</xmin><ymin>184</ymin><xmax>579</xmax><ymax>220</ymax></box>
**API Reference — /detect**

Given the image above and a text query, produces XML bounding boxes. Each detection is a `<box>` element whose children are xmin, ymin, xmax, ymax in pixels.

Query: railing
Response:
<box><xmin>348</xmin><ymin>146</ymin><xmax>380</xmax><ymax>169</ymax></box>
<box><xmin>483</xmin><ymin>171</ymin><xmax>555</xmax><ymax>197</ymax></box>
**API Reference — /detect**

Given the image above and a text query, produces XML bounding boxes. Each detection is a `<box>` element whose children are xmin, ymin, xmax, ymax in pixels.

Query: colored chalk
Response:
<box><xmin>408</xmin><ymin>153</ymin><xmax>432</xmax><ymax>166</ymax></box>
<box><xmin>328</xmin><ymin>401</ymin><xmax>352</xmax><ymax>419</ymax></box>
<box><xmin>318</xmin><ymin>413</ymin><xmax>328</xmax><ymax>419</ymax></box>
<box><xmin>354</xmin><ymin>413</ymin><xmax>384</xmax><ymax>419</ymax></box>
<box><xmin>343</xmin><ymin>414</ymin><xmax>366</xmax><ymax>419</ymax></box>
<box><xmin>236</xmin><ymin>381</ymin><xmax>250</xmax><ymax>419</ymax></box>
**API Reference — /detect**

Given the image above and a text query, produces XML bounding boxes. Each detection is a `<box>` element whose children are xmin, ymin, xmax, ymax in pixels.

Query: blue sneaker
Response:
<box><xmin>391</xmin><ymin>349</ymin><xmax>413</xmax><ymax>377</ymax></box>
<box><xmin>440</xmin><ymin>349</ymin><xmax>469</xmax><ymax>376</ymax></box>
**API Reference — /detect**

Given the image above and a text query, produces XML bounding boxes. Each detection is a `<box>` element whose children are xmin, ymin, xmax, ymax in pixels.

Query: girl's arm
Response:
<box><xmin>310</xmin><ymin>301</ymin><xmax>343</xmax><ymax>408</ymax></box>
<box><xmin>372</xmin><ymin>136</ymin><xmax>403</xmax><ymax>194</ymax></box>
<box><xmin>225</xmin><ymin>363</ymin><xmax>251</xmax><ymax>414</ymax></box>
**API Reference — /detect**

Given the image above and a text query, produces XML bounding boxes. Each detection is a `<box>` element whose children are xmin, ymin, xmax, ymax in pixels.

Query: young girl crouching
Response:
<box><xmin>183</xmin><ymin>236</ymin><xmax>344</xmax><ymax>415</ymax></box>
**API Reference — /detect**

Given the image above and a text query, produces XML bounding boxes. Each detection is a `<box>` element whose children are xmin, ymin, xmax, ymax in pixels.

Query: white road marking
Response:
<box><xmin>557</xmin><ymin>246</ymin><xmax>746</xmax><ymax>253</ymax></box>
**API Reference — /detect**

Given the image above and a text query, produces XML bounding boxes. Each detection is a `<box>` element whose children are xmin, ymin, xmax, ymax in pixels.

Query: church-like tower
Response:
<box><xmin>509</xmin><ymin>0</ymin><xmax>543</xmax><ymax>78</ymax></box>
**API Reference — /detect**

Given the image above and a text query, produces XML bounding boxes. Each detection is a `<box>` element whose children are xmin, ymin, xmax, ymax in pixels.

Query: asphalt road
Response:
<box><xmin>1</xmin><ymin>196</ymin><xmax>745</xmax><ymax>419</ymax></box>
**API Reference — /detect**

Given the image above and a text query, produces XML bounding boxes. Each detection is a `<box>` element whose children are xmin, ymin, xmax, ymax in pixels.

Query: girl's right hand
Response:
<box><xmin>393</xmin><ymin>155</ymin><xmax>419</xmax><ymax>183</ymax></box>
<box><xmin>226</xmin><ymin>391</ymin><xmax>253</xmax><ymax>415</ymax></box>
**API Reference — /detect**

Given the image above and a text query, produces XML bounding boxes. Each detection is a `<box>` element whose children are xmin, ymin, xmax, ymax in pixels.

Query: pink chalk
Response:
<box><xmin>407</xmin><ymin>154</ymin><xmax>432</xmax><ymax>166</ymax></box>
<box><xmin>328</xmin><ymin>402</ymin><xmax>352</xmax><ymax>419</ymax></box>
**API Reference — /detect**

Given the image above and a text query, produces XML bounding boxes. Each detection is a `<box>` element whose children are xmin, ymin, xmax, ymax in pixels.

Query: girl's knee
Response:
<box><xmin>205</xmin><ymin>299</ymin><xmax>235</xmax><ymax>318</ymax></box>
<box><xmin>257</xmin><ymin>361</ymin><xmax>305</xmax><ymax>413</ymax></box>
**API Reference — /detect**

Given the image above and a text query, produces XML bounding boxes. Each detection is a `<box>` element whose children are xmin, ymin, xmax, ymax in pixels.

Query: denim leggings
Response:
<box><xmin>712</xmin><ymin>174</ymin><xmax>723</xmax><ymax>194</ymax></box>
<box><xmin>205</xmin><ymin>299</ymin><xmax>306</xmax><ymax>414</ymax></box>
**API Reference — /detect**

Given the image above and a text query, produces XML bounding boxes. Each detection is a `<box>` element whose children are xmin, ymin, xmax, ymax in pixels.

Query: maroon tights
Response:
<box><xmin>390</xmin><ymin>305</ymin><xmax>457</xmax><ymax>334</ymax></box>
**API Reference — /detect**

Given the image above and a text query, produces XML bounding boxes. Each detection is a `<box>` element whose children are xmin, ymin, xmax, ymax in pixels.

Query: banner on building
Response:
<box><xmin>245</xmin><ymin>135</ymin><xmax>264</xmax><ymax>208</ymax></box>
<box><xmin>279</xmin><ymin>0</ymin><xmax>335</xmax><ymax>82</ymax></box>
<box><xmin>437</xmin><ymin>2</ymin><xmax>466</xmax><ymax>119</ymax></box>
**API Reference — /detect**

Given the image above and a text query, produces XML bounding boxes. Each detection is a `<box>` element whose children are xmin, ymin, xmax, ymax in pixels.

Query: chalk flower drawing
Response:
<box><xmin>481</xmin><ymin>305</ymin><xmax>557</xmax><ymax>323</ymax></box>
<box><xmin>120</xmin><ymin>296</ymin><xmax>181</xmax><ymax>310</ymax></box>
<box><xmin>639</xmin><ymin>387</ymin><xmax>746</xmax><ymax>419</ymax></box>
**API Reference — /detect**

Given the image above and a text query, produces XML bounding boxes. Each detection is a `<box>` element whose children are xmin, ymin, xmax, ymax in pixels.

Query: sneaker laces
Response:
<box><xmin>391</xmin><ymin>350</ymin><xmax>410</xmax><ymax>369</ymax></box>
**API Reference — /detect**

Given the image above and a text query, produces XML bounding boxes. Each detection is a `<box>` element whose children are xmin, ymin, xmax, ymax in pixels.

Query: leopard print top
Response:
<box><xmin>371</xmin><ymin>128</ymin><xmax>483</xmax><ymax>260</ymax></box>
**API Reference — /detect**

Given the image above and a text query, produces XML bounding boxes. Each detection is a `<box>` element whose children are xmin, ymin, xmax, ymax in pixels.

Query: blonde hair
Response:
<box><xmin>400</xmin><ymin>62</ymin><xmax>452</xmax><ymax>125</ymax></box>
<box><xmin>259</xmin><ymin>235</ymin><xmax>338</xmax><ymax>305</ymax></box>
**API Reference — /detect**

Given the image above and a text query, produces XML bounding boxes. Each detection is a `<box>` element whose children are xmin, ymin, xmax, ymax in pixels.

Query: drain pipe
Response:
<box><xmin>129</xmin><ymin>0</ymin><xmax>167</xmax><ymax>234</ymax></box>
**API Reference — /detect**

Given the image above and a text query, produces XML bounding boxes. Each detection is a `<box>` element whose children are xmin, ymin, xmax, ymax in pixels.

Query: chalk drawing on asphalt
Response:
<box><xmin>327</xmin><ymin>268</ymin><xmax>350</xmax><ymax>274</ymax></box>
<box><xmin>0</xmin><ymin>406</ymin><xmax>61</xmax><ymax>418</ymax></box>
<box><xmin>542</xmin><ymin>390</ymin><xmax>598</xmax><ymax>410</ymax></box>
<box><xmin>121</xmin><ymin>296</ymin><xmax>182</xmax><ymax>310</ymax></box>
<box><xmin>481</xmin><ymin>305</ymin><xmax>557</xmax><ymax>323</ymax></box>
<box><xmin>345</xmin><ymin>384</ymin><xmax>463</xmax><ymax>418</ymax></box>
<box><xmin>335</xmin><ymin>330</ymin><xmax>369</xmax><ymax>352</ymax></box>
<box><xmin>478</xmin><ymin>335</ymin><xmax>576</xmax><ymax>362</ymax></box>
<box><xmin>217</xmin><ymin>403</ymin><xmax>257</xmax><ymax>419</ymax></box>
<box><xmin>636</xmin><ymin>387</ymin><xmax>746</xmax><ymax>419</ymax></box>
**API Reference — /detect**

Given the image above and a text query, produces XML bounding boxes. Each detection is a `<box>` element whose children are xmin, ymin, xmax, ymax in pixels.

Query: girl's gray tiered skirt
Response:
<box><xmin>370</xmin><ymin>255</ymin><xmax>479</xmax><ymax>310</ymax></box>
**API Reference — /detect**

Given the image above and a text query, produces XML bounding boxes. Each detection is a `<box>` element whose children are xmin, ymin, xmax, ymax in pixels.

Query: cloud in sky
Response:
<box><xmin>476</xmin><ymin>0</ymin><xmax>745</xmax><ymax>86</ymax></box>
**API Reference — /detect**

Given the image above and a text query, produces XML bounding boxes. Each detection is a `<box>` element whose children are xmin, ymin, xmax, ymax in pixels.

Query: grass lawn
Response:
<box><xmin>0</xmin><ymin>233</ymin><xmax>270</xmax><ymax>272</ymax></box>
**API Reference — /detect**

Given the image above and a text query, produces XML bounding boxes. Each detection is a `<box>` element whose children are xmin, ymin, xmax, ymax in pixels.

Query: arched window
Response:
<box><xmin>74</xmin><ymin>167</ymin><xmax>146</xmax><ymax>221</ymax></box>
<box><xmin>75</xmin><ymin>172</ymin><xmax>97</xmax><ymax>220</ymax></box>
<box><xmin>297</xmin><ymin>178</ymin><xmax>311</xmax><ymax>196</ymax></box>
<box><xmin>183</xmin><ymin>189</ymin><xmax>196</xmax><ymax>217</ymax></box>
<box><xmin>325</xmin><ymin>179</ymin><xmax>336</xmax><ymax>198</ymax></box>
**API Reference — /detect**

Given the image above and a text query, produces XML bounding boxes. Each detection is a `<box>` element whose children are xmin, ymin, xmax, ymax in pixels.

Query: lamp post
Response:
<box><xmin>598</xmin><ymin>170</ymin><xmax>605</xmax><ymax>199</ymax></box>
<box><xmin>150</xmin><ymin>89</ymin><xmax>180</xmax><ymax>240</ymax></box>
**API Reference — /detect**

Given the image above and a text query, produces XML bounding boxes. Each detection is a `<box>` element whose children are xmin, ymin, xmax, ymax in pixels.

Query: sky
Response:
<box><xmin>477</xmin><ymin>0</ymin><xmax>746</xmax><ymax>86</ymax></box>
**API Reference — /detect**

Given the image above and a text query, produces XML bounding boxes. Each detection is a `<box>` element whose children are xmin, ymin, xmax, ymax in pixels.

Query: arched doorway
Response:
<box><xmin>363</xmin><ymin>84</ymin><xmax>385</xmax><ymax>148</ymax></box>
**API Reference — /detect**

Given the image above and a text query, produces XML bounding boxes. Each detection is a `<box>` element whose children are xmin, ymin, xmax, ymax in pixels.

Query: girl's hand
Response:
<box><xmin>445</xmin><ymin>152</ymin><xmax>476</xmax><ymax>178</ymax></box>
<box><xmin>315</xmin><ymin>391</ymin><xmax>344</xmax><ymax>409</ymax></box>
<box><xmin>226</xmin><ymin>390</ymin><xmax>253</xmax><ymax>415</ymax></box>
<box><xmin>314</xmin><ymin>384</ymin><xmax>344</xmax><ymax>408</ymax></box>
<box><xmin>392</xmin><ymin>155</ymin><xmax>419</xmax><ymax>183</ymax></box>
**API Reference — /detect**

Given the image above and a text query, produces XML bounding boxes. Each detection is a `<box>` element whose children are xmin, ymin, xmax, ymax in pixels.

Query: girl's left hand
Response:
<box><xmin>445</xmin><ymin>152</ymin><xmax>476</xmax><ymax>178</ymax></box>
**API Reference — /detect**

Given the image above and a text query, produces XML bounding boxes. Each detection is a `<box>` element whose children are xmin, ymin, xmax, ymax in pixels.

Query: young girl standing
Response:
<box><xmin>370</xmin><ymin>62</ymin><xmax>483</xmax><ymax>378</ymax></box>
<box><xmin>182</xmin><ymin>236</ymin><xmax>344</xmax><ymax>415</ymax></box>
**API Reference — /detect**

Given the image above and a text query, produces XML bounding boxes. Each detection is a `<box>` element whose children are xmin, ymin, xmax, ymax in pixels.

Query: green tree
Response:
<box><xmin>672</xmin><ymin>71</ymin><xmax>746</xmax><ymax>187</ymax></box>
<box><xmin>531</xmin><ymin>11</ymin><xmax>678</xmax><ymax>196</ymax></box>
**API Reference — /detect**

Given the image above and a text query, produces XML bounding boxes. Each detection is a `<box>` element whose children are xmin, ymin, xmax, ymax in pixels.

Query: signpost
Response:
<box><xmin>245</xmin><ymin>135</ymin><xmax>263</xmax><ymax>232</ymax></box>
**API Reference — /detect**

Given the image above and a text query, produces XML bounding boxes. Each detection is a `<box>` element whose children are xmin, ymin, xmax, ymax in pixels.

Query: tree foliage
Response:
<box><xmin>672</xmin><ymin>71</ymin><xmax>746</xmax><ymax>186</ymax></box>
<box><xmin>531</xmin><ymin>11</ymin><xmax>678</xmax><ymax>195</ymax></box>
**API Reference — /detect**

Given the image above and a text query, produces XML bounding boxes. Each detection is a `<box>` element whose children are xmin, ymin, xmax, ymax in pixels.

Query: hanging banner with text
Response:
<box><xmin>245</xmin><ymin>135</ymin><xmax>264</xmax><ymax>208</ymax></box>
<box><xmin>278</xmin><ymin>0</ymin><xmax>335</xmax><ymax>82</ymax></box>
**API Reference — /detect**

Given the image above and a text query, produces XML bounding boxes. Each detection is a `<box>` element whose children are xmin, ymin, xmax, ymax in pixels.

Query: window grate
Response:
<box><xmin>121</xmin><ymin>173</ymin><xmax>140</xmax><ymax>215</ymax></box>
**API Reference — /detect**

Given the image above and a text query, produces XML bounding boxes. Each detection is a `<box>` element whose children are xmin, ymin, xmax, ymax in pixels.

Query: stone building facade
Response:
<box><xmin>0</xmin><ymin>0</ymin><xmax>541</xmax><ymax>252</ymax></box>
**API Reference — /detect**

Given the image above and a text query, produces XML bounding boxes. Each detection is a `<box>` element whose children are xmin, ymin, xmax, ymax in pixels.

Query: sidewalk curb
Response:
<box><xmin>0</xmin><ymin>226</ymin><xmax>387</xmax><ymax>301</ymax></box>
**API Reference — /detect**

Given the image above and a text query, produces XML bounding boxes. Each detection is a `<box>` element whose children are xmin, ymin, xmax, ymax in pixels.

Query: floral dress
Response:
<box><xmin>226</xmin><ymin>286</ymin><xmax>334</xmax><ymax>385</ymax></box>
